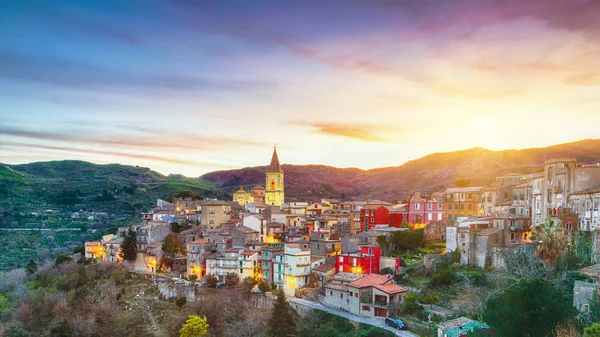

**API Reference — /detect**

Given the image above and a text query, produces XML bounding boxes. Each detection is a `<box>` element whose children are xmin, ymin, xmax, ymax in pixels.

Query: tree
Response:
<box><xmin>401</xmin><ymin>292</ymin><xmax>421</xmax><ymax>314</ymax></box>
<box><xmin>119</xmin><ymin>228</ymin><xmax>137</xmax><ymax>262</ymax></box>
<box><xmin>55</xmin><ymin>254</ymin><xmax>72</xmax><ymax>266</ymax></box>
<box><xmin>258</xmin><ymin>280</ymin><xmax>272</xmax><ymax>293</ymax></box>
<box><xmin>3</xmin><ymin>327</ymin><xmax>31</xmax><ymax>337</ymax></box>
<box><xmin>162</xmin><ymin>233</ymin><xmax>181</xmax><ymax>257</ymax></box>
<box><xmin>50</xmin><ymin>319</ymin><xmax>74</xmax><ymax>337</ymax></box>
<box><xmin>188</xmin><ymin>274</ymin><xmax>198</xmax><ymax>282</ymax></box>
<box><xmin>390</xmin><ymin>229</ymin><xmax>424</xmax><ymax>252</ymax></box>
<box><xmin>532</xmin><ymin>217</ymin><xmax>569</xmax><ymax>270</ymax></box>
<box><xmin>26</xmin><ymin>258</ymin><xmax>37</xmax><ymax>275</ymax></box>
<box><xmin>225</xmin><ymin>272</ymin><xmax>239</xmax><ymax>288</ymax></box>
<box><xmin>379</xmin><ymin>267</ymin><xmax>394</xmax><ymax>275</ymax></box>
<box><xmin>180</xmin><ymin>315</ymin><xmax>209</xmax><ymax>337</ymax></box>
<box><xmin>585</xmin><ymin>323</ymin><xmax>600</xmax><ymax>337</ymax></box>
<box><xmin>422</xmin><ymin>294</ymin><xmax>439</xmax><ymax>309</ymax></box>
<box><xmin>205</xmin><ymin>274</ymin><xmax>218</xmax><ymax>288</ymax></box>
<box><xmin>484</xmin><ymin>278</ymin><xmax>576</xmax><ymax>337</ymax></box>
<box><xmin>268</xmin><ymin>290</ymin><xmax>297</xmax><ymax>337</ymax></box>
<box><xmin>176</xmin><ymin>297</ymin><xmax>187</xmax><ymax>310</ymax></box>
<box><xmin>243</xmin><ymin>277</ymin><xmax>258</xmax><ymax>293</ymax></box>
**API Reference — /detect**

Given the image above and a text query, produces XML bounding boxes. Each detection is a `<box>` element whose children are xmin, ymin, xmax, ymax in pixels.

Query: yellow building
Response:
<box><xmin>265</xmin><ymin>147</ymin><xmax>285</xmax><ymax>206</ymax></box>
<box><xmin>233</xmin><ymin>187</ymin><xmax>254</xmax><ymax>206</ymax></box>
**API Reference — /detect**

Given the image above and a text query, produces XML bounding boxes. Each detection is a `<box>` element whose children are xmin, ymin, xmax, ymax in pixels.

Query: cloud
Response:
<box><xmin>0</xmin><ymin>141</ymin><xmax>231</xmax><ymax>169</ymax></box>
<box><xmin>0</xmin><ymin>51</ymin><xmax>275</xmax><ymax>94</ymax></box>
<box><xmin>0</xmin><ymin>125</ymin><xmax>267</xmax><ymax>151</ymax></box>
<box><xmin>289</xmin><ymin>121</ymin><xmax>409</xmax><ymax>142</ymax></box>
<box><xmin>563</xmin><ymin>72</ymin><xmax>600</xmax><ymax>86</ymax></box>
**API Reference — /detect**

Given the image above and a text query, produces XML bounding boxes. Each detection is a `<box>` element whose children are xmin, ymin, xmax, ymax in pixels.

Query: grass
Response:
<box><xmin>394</xmin><ymin>241</ymin><xmax>447</xmax><ymax>266</ymax></box>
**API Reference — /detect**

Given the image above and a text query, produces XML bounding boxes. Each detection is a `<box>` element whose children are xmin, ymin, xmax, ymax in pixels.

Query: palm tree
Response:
<box><xmin>531</xmin><ymin>217</ymin><xmax>569</xmax><ymax>270</ymax></box>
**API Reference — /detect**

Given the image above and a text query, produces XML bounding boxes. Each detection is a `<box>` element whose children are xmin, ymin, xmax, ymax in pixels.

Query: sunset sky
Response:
<box><xmin>1</xmin><ymin>0</ymin><xmax>600</xmax><ymax>176</ymax></box>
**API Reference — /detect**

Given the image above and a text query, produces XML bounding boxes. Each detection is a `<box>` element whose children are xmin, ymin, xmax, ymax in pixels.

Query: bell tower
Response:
<box><xmin>265</xmin><ymin>146</ymin><xmax>284</xmax><ymax>206</ymax></box>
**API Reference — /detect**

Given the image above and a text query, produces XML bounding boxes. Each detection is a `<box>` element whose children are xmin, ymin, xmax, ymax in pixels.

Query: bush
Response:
<box><xmin>205</xmin><ymin>274</ymin><xmax>218</xmax><ymax>288</ymax></box>
<box><xmin>430</xmin><ymin>269</ymin><xmax>454</xmax><ymax>287</ymax></box>
<box><xmin>401</xmin><ymin>292</ymin><xmax>421</xmax><ymax>314</ymax></box>
<box><xmin>110</xmin><ymin>269</ymin><xmax>130</xmax><ymax>285</ymax></box>
<box><xmin>54</xmin><ymin>255</ymin><xmax>72</xmax><ymax>266</ymax></box>
<box><xmin>225</xmin><ymin>273</ymin><xmax>239</xmax><ymax>288</ymax></box>
<box><xmin>258</xmin><ymin>281</ymin><xmax>272</xmax><ymax>293</ymax></box>
<box><xmin>380</xmin><ymin>267</ymin><xmax>394</xmax><ymax>275</ymax></box>
<box><xmin>243</xmin><ymin>277</ymin><xmax>258</xmax><ymax>292</ymax></box>
<box><xmin>176</xmin><ymin>297</ymin><xmax>187</xmax><ymax>310</ymax></box>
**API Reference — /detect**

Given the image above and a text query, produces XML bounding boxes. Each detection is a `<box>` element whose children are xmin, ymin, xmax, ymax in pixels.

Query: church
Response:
<box><xmin>233</xmin><ymin>147</ymin><xmax>285</xmax><ymax>206</ymax></box>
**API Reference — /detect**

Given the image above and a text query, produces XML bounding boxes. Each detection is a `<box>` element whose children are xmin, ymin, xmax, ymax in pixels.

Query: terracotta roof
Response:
<box><xmin>85</xmin><ymin>241</ymin><xmax>100</xmax><ymax>246</ymax></box>
<box><xmin>347</xmin><ymin>274</ymin><xmax>401</xmax><ymax>292</ymax></box>
<box><xmin>311</xmin><ymin>256</ymin><xmax>326</xmax><ymax>263</ymax></box>
<box><xmin>312</xmin><ymin>262</ymin><xmax>335</xmax><ymax>273</ymax></box>
<box><xmin>373</xmin><ymin>283</ymin><xmax>407</xmax><ymax>295</ymax></box>
<box><xmin>241</xmin><ymin>250</ymin><xmax>258</xmax><ymax>256</ymax></box>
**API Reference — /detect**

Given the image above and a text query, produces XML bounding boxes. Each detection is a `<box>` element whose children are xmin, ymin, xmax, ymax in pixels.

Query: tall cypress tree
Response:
<box><xmin>267</xmin><ymin>290</ymin><xmax>297</xmax><ymax>337</ymax></box>
<box><xmin>119</xmin><ymin>228</ymin><xmax>137</xmax><ymax>262</ymax></box>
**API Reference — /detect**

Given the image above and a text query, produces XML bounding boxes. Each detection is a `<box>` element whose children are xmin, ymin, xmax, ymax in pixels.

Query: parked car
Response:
<box><xmin>215</xmin><ymin>281</ymin><xmax>226</xmax><ymax>288</ymax></box>
<box><xmin>385</xmin><ymin>317</ymin><xmax>407</xmax><ymax>330</ymax></box>
<box><xmin>199</xmin><ymin>282</ymin><xmax>208</xmax><ymax>287</ymax></box>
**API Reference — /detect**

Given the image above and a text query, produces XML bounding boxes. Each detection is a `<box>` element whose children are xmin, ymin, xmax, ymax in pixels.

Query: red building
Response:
<box><xmin>359</xmin><ymin>206</ymin><xmax>389</xmax><ymax>232</ymax></box>
<box><xmin>389</xmin><ymin>205</ymin><xmax>409</xmax><ymax>227</ymax></box>
<box><xmin>335</xmin><ymin>245</ymin><xmax>381</xmax><ymax>274</ymax></box>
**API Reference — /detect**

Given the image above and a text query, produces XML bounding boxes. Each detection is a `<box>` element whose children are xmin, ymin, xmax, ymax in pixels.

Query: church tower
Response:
<box><xmin>265</xmin><ymin>146</ymin><xmax>284</xmax><ymax>206</ymax></box>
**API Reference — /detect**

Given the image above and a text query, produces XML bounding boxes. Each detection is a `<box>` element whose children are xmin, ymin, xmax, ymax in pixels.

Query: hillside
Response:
<box><xmin>0</xmin><ymin>160</ymin><xmax>225</xmax><ymax>223</ymax></box>
<box><xmin>202</xmin><ymin>139</ymin><xmax>600</xmax><ymax>201</ymax></box>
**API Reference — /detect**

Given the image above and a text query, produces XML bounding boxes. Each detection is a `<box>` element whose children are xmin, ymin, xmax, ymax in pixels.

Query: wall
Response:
<box><xmin>445</xmin><ymin>227</ymin><xmax>458</xmax><ymax>253</ymax></box>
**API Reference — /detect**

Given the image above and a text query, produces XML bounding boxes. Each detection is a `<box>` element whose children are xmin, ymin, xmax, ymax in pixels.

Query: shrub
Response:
<box><xmin>258</xmin><ymin>281</ymin><xmax>272</xmax><ymax>293</ymax></box>
<box><xmin>430</xmin><ymin>269</ymin><xmax>454</xmax><ymax>287</ymax></box>
<box><xmin>176</xmin><ymin>297</ymin><xmax>187</xmax><ymax>310</ymax></box>
<box><xmin>54</xmin><ymin>255</ymin><xmax>72</xmax><ymax>266</ymax></box>
<box><xmin>205</xmin><ymin>274</ymin><xmax>218</xmax><ymax>288</ymax></box>
<box><xmin>225</xmin><ymin>273</ymin><xmax>239</xmax><ymax>288</ymax></box>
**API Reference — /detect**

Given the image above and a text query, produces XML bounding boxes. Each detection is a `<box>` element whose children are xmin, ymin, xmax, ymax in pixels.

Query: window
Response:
<box><xmin>468</xmin><ymin>204</ymin><xmax>472</xmax><ymax>210</ymax></box>
<box><xmin>355</xmin><ymin>293</ymin><xmax>358</xmax><ymax>298</ymax></box>
<box><xmin>428</xmin><ymin>203</ymin><xmax>433</xmax><ymax>210</ymax></box>
<box><xmin>350</xmin><ymin>291</ymin><xmax>353</xmax><ymax>296</ymax></box>
<box><xmin>448</xmin><ymin>204</ymin><xmax>453</xmax><ymax>210</ymax></box>
<box><xmin>510</xmin><ymin>233</ymin><xmax>515</xmax><ymax>241</ymax></box>
<box><xmin>468</xmin><ymin>194</ymin><xmax>472</xmax><ymax>200</ymax></box>
<box><xmin>265</xmin><ymin>272</ymin><xmax>268</xmax><ymax>278</ymax></box>
<box><xmin>428</xmin><ymin>213</ymin><xmax>432</xmax><ymax>221</ymax></box>
<box><xmin>240</xmin><ymin>269</ymin><xmax>243</xmax><ymax>273</ymax></box>
<box><xmin>438</xmin><ymin>203</ymin><xmax>442</xmax><ymax>209</ymax></box>
<box><xmin>209</xmin><ymin>207</ymin><xmax>215</xmax><ymax>214</ymax></box>
<box><xmin>330</xmin><ymin>291</ymin><xmax>333</xmax><ymax>296</ymax></box>
<box><xmin>455</xmin><ymin>203</ymin><xmax>459</xmax><ymax>210</ymax></box>
<box><xmin>340</xmin><ymin>293</ymin><xmax>343</xmax><ymax>299</ymax></box>
<box><xmin>460</xmin><ymin>204</ymin><xmax>465</xmax><ymax>210</ymax></box>
<box><xmin>362</xmin><ymin>305</ymin><xmax>371</xmax><ymax>311</ymax></box>
<box><xmin>448</xmin><ymin>214</ymin><xmax>452</xmax><ymax>221</ymax></box>
<box><xmin>415</xmin><ymin>203</ymin><xmax>420</xmax><ymax>210</ymax></box>
<box><xmin>437</xmin><ymin>213</ymin><xmax>442</xmax><ymax>220</ymax></box>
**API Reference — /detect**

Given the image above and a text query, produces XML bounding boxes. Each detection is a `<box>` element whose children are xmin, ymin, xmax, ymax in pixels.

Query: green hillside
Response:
<box><xmin>0</xmin><ymin>160</ymin><xmax>226</xmax><ymax>270</ymax></box>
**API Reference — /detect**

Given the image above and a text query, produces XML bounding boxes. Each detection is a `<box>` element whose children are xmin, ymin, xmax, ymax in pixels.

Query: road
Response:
<box><xmin>287</xmin><ymin>297</ymin><xmax>418</xmax><ymax>337</ymax></box>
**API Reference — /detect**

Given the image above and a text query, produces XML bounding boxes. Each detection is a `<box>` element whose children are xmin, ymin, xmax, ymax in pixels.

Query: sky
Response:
<box><xmin>1</xmin><ymin>0</ymin><xmax>600</xmax><ymax>176</ymax></box>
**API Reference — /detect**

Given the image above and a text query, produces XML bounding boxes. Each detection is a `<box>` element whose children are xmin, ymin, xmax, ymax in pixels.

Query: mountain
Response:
<box><xmin>202</xmin><ymin>139</ymin><xmax>600</xmax><ymax>201</ymax></box>
<box><xmin>0</xmin><ymin>160</ymin><xmax>225</xmax><ymax>219</ymax></box>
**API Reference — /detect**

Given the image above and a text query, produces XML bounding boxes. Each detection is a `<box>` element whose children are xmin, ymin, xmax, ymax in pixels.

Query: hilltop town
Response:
<box><xmin>72</xmin><ymin>147</ymin><xmax>600</xmax><ymax>336</ymax></box>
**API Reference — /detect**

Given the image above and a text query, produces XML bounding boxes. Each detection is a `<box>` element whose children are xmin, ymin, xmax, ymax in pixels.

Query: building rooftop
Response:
<box><xmin>444</xmin><ymin>187</ymin><xmax>485</xmax><ymax>193</ymax></box>
<box><xmin>312</xmin><ymin>262</ymin><xmax>335</xmax><ymax>273</ymax></box>
<box><xmin>347</xmin><ymin>274</ymin><xmax>407</xmax><ymax>295</ymax></box>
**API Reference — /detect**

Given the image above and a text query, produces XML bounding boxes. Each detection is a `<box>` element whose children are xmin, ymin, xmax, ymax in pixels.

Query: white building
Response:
<box><xmin>206</xmin><ymin>247</ymin><xmax>259</xmax><ymax>281</ymax></box>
